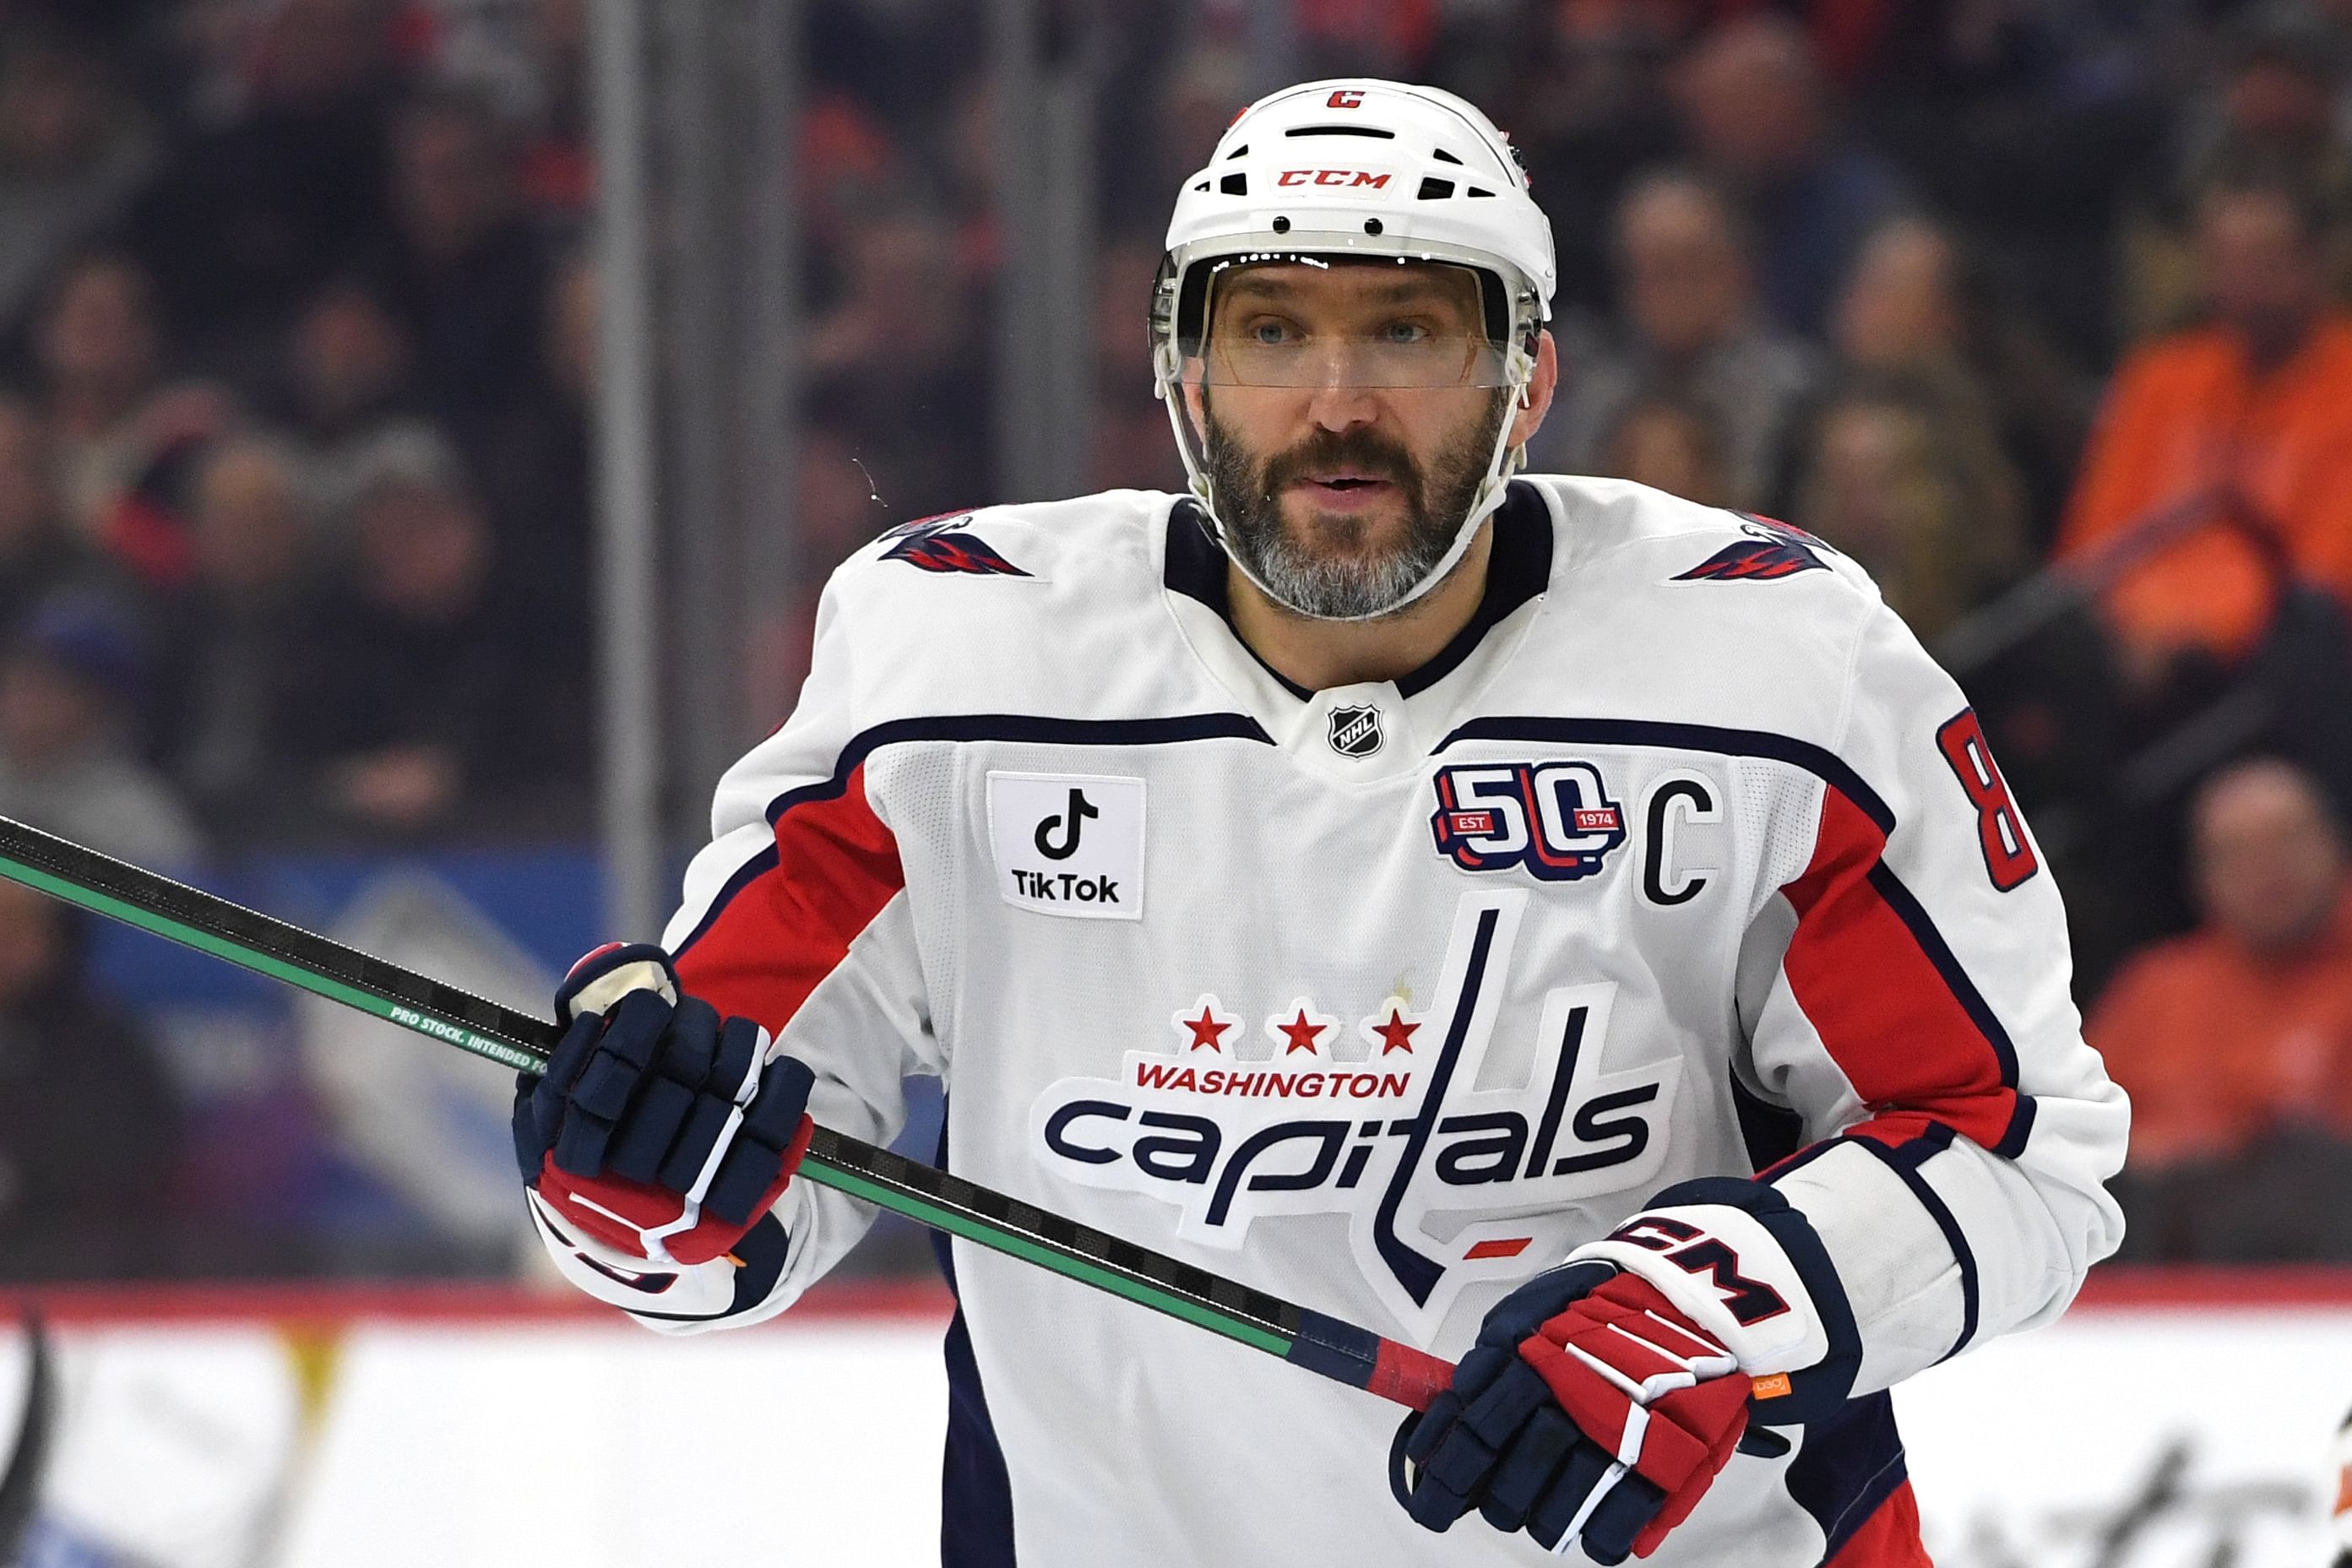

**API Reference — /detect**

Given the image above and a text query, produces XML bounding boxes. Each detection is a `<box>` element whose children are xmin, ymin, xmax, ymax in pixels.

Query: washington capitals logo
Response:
<box><xmin>1672</xmin><ymin>513</ymin><xmax>1829</xmax><ymax>583</ymax></box>
<box><xmin>881</xmin><ymin>514</ymin><xmax>1030</xmax><ymax>577</ymax></box>
<box><xmin>1028</xmin><ymin>890</ymin><xmax>1681</xmax><ymax>1336</ymax></box>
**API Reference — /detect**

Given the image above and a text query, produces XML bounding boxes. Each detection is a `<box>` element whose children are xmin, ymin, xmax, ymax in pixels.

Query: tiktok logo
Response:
<box><xmin>988</xmin><ymin>772</ymin><xmax>1147</xmax><ymax>923</ymax></box>
<box><xmin>1034</xmin><ymin>789</ymin><xmax>1099</xmax><ymax>860</ymax></box>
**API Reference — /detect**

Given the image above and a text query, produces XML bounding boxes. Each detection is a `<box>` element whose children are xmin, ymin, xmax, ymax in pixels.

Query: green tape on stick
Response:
<box><xmin>0</xmin><ymin>852</ymin><xmax>545</xmax><ymax>1075</ymax></box>
<box><xmin>805</xmin><ymin>1158</ymin><xmax>1293</xmax><ymax>1357</ymax></box>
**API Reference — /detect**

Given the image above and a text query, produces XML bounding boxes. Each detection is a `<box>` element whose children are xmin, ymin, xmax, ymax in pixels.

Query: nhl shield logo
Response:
<box><xmin>1328</xmin><ymin>705</ymin><xmax>1384</xmax><ymax>757</ymax></box>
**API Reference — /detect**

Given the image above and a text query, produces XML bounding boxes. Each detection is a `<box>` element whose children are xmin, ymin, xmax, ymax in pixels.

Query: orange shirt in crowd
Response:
<box><xmin>2086</xmin><ymin>888</ymin><xmax>2352</xmax><ymax>1166</ymax></box>
<box><xmin>2058</xmin><ymin>312</ymin><xmax>2352</xmax><ymax>660</ymax></box>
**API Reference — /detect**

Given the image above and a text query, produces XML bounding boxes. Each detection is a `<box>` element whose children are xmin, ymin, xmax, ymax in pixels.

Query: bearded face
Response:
<box><xmin>1200</xmin><ymin>388</ymin><xmax>1507</xmax><ymax>621</ymax></box>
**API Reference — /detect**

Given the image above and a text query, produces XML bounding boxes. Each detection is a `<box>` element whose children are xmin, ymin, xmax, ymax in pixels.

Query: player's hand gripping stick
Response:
<box><xmin>1392</xmin><ymin>1261</ymin><xmax>1768</xmax><ymax>1561</ymax></box>
<box><xmin>0</xmin><ymin>811</ymin><xmax>1459</xmax><ymax>1413</ymax></box>
<box><xmin>516</xmin><ymin>944</ymin><xmax>815</xmax><ymax>1267</ymax></box>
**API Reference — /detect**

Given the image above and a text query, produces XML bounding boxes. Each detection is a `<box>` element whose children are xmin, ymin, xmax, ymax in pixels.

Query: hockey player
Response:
<box><xmin>511</xmin><ymin>80</ymin><xmax>2127</xmax><ymax>1565</ymax></box>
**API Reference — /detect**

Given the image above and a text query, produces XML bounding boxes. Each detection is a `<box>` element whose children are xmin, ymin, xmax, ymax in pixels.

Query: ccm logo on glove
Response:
<box><xmin>1393</xmin><ymin>1261</ymin><xmax>1761</xmax><ymax>1563</ymax></box>
<box><xmin>511</xmin><ymin>942</ymin><xmax>814</xmax><ymax>1267</ymax></box>
<box><xmin>1604</xmin><ymin>1215</ymin><xmax>1791</xmax><ymax>1326</ymax></box>
<box><xmin>1394</xmin><ymin>1188</ymin><xmax>1852</xmax><ymax>1560</ymax></box>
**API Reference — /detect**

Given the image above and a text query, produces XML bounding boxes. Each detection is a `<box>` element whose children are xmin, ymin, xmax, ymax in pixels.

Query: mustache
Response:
<box><xmin>1254</xmin><ymin>429</ymin><xmax>1421</xmax><ymax>501</ymax></box>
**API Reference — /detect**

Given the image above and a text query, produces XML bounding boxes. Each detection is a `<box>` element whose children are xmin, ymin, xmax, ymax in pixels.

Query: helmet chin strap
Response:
<box><xmin>1178</xmin><ymin>361</ymin><xmax>1532</xmax><ymax>627</ymax></box>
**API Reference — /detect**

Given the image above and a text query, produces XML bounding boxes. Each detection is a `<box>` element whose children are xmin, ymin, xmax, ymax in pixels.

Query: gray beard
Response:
<box><xmin>1202</xmin><ymin>396</ymin><xmax>1506</xmax><ymax>621</ymax></box>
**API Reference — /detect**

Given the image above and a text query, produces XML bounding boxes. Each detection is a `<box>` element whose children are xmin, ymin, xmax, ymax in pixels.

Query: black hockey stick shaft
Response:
<box><xmin>0</xmin><ymin>814</ymin><xmax>1455</xmax><ymax>1412</ymax></box>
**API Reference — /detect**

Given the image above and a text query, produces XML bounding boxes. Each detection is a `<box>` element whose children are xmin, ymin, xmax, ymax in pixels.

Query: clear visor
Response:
<box><xmin>1177</xmin><ymin>258</ymin><xmax>1513</xmax><ymax>391</ymax></box>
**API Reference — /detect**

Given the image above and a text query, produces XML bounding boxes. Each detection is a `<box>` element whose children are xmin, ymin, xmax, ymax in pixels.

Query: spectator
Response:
<box><xmin>286</xmin><ymin>448</ymin><xmax>584</xmax><ymax>842</ymax></box>
<box><xmin>0</xmin><ymin>393</ymin><xmax>113</xmax><ymax>635</ymax></box>
<box><xmin>2058</xmin><ymin>168</ymin><xmax>2352</xmax><ymax>681</ymax></box>
<box><xmin>1848</xmin><ymin>7</ymin><xmax>2172</xmax><ymax>374</ymax></box>
<box><xmin>0</xmin><ymin>24</ymin><xmax>155</xmax><ymax>335</ymax></box>
<box><xmin>1832</xmin><ymin>215</ymin><xmax>2092</xmax><ymax>544</ymax></box>
<box><xmin>470</xmin><ymin>253</ymin><xmax>595</xmax><ymax>741</ymax></box>
<box><xmin>1484</xmin><ymin>3</ymin><xmax>1681</xmax><ymax>317</ymax></box>
<box><xmin>1594</xmin><ymin>395</ymin><xmax>1731</xmax><ymax>508</ymax></box>
<box><xmin>33</xmin><ymin>249</ymin><xmax>232</xmax><ymax>586</ymax></box>
<box><xmin>2094</xmin><ymin>757</ymin><xmax>2352</xmax><ymax>1260</ymax></box>
<box><xmin>1671</xmin><ymin>14</ymin><xmax>1911</xmax><ymax>338</ymax></box>
<box><xmin>150</xmin><ymin>436</ymin><xmax>320</xmax><ymax>844</ymax></box>
<box><xmin>277</xmin><ymin>274</ymin><xmax>441</xmax><ymax>529</ymax></box>
<box><xmin>0</xmin><ymin>877</ymin><xmax>182</xmax><ymax>1281</ymax></box>
<box><xmin>1531</xmin><ymin>169</ymin><xmax>1818</xmax><ymax>510</ymax></box>
<box><xmin>804</xmin><ymin>202</ymin><xmax>990</xmax><ymax>519</ymax></box>
<box><xmin>421</xmin><ymin>0</ymin><xmax>592</xmax><ymax>215</ymax></box>
<box><xmin>472</xmin><ymin>252</ymin><xmax>590</xmax><ymax>629</ymax></box>
<box><xmin>1793</xmin><ymin>372</ymin><xmax>2024</xmax><ymax>644</ymax></box>
<box><xmin>802</xmin><ymin>86</ymin><xmax>915</xmax><ymax>266</ymax></box>
<box><xmin>127</xmin><ymin>0</ymin><xmax>399</xmax><ymax>364</ymax></box>
<box><xmin>0</xmin><ymin>591</ymin><xmax>203</xmax><ymax>870</ymax></box>
<box><xmin>2117</xmin><ymin>6</ymin><xmax>2352</xmax><ymax>347</ymax></box>
<box><xmin>40</xmin><ymin>250</ymin><xmax>157</xmax><ymax>522</ymax></box>
<box><xmin>361</xmin><ymin>87</ymin><xmax>552</xmax><ymax>428</ymax></box>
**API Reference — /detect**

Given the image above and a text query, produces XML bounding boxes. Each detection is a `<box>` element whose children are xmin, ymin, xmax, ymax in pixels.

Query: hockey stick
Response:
<box><xmin>0</xmin><ymin>814</ymin><xmax>1456</xmax><ymax>1413</ymax></box>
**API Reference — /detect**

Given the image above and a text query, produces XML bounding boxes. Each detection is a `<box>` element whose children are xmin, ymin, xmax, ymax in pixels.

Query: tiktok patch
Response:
<box><xmin>986</xmin><ymin>771</ymin><xmax>1146</xmax><ymax>921</ymax></box>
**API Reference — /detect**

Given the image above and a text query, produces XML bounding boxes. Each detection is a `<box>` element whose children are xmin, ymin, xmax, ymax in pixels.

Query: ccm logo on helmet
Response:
<box><xmin>1328</xmin><ymin>89</ymin><xmax>1364</xmax><ymax>108</ymax></box>
<box><xmin>1279</xmin><ymin>169</ymin><xmax>1391</xmax><ymax>189</ymax></box>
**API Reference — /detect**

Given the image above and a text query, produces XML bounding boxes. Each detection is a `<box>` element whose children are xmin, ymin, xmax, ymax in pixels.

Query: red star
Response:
<box><xmin>1277</xmin><ymin>1009</ymin><xmax>1326</xmax><ymax>1055</ymax></box>
<box><xmin>1181</xmin><ymin>1006</ymin><xmax>1230</xmax><ymax>1053</ymax></box>
<box><xmin>1372</xmin><ymin>1008</ymin><xmax>1419</xmax><ymax>1055</ymax></box>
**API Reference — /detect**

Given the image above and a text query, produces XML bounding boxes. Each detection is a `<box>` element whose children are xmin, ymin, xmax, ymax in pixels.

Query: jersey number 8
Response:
<box><xmin>1936</xmin><ymin>709</ymin><xmax>2038</xmax><ymax>893</ymax></box>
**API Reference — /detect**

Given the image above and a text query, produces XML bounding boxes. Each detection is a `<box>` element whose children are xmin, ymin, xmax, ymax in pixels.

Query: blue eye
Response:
<box><xmin>1382</xmin><ymin>321</ymin><xmax>1431</xmax><ymax>345</ymax></box>
<box><xmin>1249</xmin><ymin>321</ymin><xmax>1295</xmax><ymax>346</ymax></box>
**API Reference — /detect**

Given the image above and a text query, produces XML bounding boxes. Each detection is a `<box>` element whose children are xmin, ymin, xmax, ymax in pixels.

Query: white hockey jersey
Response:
<box><xmin>548</xmin><ymin>476</ymin><xmax>2129</xmax><ymax>1566</ymax></box>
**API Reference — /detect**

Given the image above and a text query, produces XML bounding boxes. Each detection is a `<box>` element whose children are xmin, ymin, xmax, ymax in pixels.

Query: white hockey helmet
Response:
<box><xmin>1151</xmin><ymin>79</ymin><xmax>1556</xmax><ymax>621</ymax></box>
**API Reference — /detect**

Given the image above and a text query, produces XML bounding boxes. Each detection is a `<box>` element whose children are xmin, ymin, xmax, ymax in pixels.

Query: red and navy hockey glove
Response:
<box><xmin>1395</xmin><ymin>1182</ymin><xmax>1855</xmax><ymax>1561</ymax></box>
<box><xmin>511</xmin><ymin>943</ymin><xmax>813</xmax><ymax>1267</ymax></box>
<box><xmin>1393</xmin><ymin>1261</ymin><xmax>1756</xmax><ymax>1561</ymax></box>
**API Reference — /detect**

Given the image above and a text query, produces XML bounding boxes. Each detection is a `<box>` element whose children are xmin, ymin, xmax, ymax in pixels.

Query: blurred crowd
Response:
<box><xmin>0</xmin><ymin>0</ymin><xmax>601</xmax><ymax>1278</ymax></box>
<box><xmin>7</xmin><ymin>0</ymin><xmax>2352</xmax><ymax>1276</ymax></box>
<box><xmin>0</xmin><ymin>0</ymin><xmax>597</xmax><ymax>873</ymax></box>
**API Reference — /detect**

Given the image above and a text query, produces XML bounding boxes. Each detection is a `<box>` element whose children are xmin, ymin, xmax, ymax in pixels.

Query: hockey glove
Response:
<box><xmin>1395</xmin><ymin>1185</ymin><xmax>1850</xmax><ymax>1561</ymax></box>
<box><xmin>1393</xmin><ymin>1261</ymin><xmax>1751</xmax><ymax>1562</ymax></box>
<box><xmin>512</xmin><ymin>942</ymin><xmax>814</xmax><ymax>1267</ymax></box>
